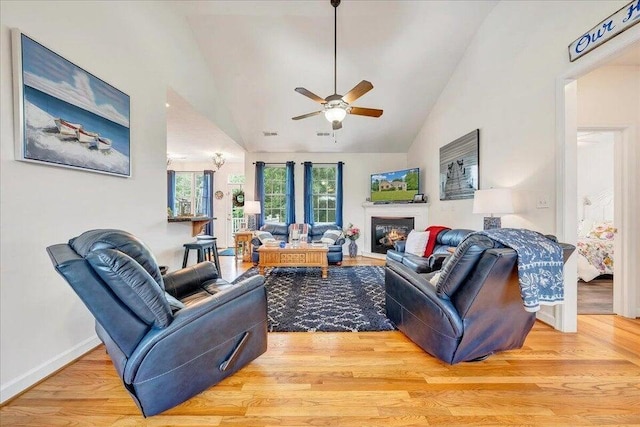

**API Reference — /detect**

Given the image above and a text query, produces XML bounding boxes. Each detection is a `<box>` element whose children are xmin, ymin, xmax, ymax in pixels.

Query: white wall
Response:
<box><xmin>0</xmin><ymin>1</ymin><xmax>235</xmax><ymax>402</ymax></box>
<box><xmin>406</xmin><ymin>0</ymin><xmax>629</xmax><ymax>235</ymax></box>
<box><xmin>244</xmin><ymin>152</ymin><xmax>408</xmax><ymax>254</ymax></box>
<box><xmin>169</xmin><ymin>161</ymin><xmax>245</xmax><ymax>249</ymax></box>
<box><xmin>577</xmin><ymin>138</ymin><xmax>614</xmax><ymax>222</ymax></box>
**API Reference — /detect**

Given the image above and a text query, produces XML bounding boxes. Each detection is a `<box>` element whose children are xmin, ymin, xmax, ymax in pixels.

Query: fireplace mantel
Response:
<box><xmin>362</xmin><ymin>202</ymin><xmax>430</xmax><ymax>259</ymax></box>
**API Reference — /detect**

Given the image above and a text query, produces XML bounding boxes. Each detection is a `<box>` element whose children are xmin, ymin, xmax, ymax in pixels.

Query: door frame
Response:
<box><xmin>554</xmin><ymin>27</ymin><xmax>639</xmax><ymax>331</ymax></box>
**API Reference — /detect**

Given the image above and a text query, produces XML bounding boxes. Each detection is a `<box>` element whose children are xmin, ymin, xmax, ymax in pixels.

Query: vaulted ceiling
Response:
<box><xmin>166</xmin><ymin>0</ymin><xmax>497</xmax><ymax>161</ymax></box>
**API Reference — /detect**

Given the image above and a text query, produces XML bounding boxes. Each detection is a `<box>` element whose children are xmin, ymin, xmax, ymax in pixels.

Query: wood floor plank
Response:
<box><xmin>2</xmin><ymin>256</ymin><xmax>639</xmax><ymax>426</ymax></box>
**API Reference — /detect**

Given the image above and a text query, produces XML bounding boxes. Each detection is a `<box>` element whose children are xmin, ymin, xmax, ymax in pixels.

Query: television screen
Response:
<box><xmin>370</xmin><ymin>168</ymin><xmax>420</xmax><ymax>202</ymax></box>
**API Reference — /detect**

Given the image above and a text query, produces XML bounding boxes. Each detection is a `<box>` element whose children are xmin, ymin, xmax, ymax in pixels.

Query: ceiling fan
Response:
<box><xmin>292</xmin><ymin>0</ymin><xmax>383</xmax><ymax>131</ymax></box>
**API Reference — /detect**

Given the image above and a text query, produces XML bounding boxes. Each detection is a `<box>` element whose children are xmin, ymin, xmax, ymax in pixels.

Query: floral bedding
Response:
<box><xmin>577</xmin><ymin>238</ymin><xmax>614</xmax><ymax>282</ymax></box>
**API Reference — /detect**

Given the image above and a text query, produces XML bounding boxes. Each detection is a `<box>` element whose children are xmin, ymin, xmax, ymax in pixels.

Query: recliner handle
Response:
<box><xmin>219</xmin><ymin>332</ymin><xmax>250</xmax><ymax>372</ymax></box>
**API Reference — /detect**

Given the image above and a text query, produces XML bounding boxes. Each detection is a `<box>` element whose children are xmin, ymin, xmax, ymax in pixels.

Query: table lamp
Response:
<box><xmin>244</xmin><ymin>201</ymin><xmax>261</xmax><ymax>231</ymax></box>
<box><xmin>472</xmin><ymin>188</ymin><xmax>514</xmax><ymax>230</ymax></box>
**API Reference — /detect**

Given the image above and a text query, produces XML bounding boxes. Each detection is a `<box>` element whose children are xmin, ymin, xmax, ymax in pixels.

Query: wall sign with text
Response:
<box><xmin>569</xmin><ymin>0</ymin><xmax>639</xmax><ymax>62</ymax></box>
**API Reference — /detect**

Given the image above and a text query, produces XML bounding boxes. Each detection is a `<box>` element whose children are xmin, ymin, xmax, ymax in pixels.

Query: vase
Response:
<box><xmin>348</xmin><ymin>240</ymin><xmax>358</xmax><ymax>258</ymax></box>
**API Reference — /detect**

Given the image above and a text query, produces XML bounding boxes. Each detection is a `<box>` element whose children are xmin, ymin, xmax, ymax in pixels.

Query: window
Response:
<box><xmin>263</xmin><ymin>165</ymin><xmax>286</xmax><ymax>223</ymax></box>
<box><xmin>312</xmin><ymin>165</ymin><xmax>337</xmax><ymax>223</ymax></box>
<box><xmin>174</xmin><ymin>171</ymin><xmax>204</xmax><ymax>216</ymax></box>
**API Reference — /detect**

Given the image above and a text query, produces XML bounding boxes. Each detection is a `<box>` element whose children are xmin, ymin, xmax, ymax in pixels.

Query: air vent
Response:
<box><xmin>316</xmin><ymin>132</ymin><xmax>331</xmax><ymax>137</ymax></box>
<box><xmin>262</xmin><ymin>131</ymin><xmax>278</xmax><ymax>137</ymax></box>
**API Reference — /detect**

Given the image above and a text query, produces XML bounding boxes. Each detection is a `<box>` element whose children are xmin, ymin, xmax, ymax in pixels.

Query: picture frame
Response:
<box><xmin>12</xmin><ymin>29</ymin><xmax>131</xmax><ymax>177</ymax></box>
<box><xmin>439</xmin><ymin>129</ymin><xmax>479</xmax><ymax>200</ymax></box>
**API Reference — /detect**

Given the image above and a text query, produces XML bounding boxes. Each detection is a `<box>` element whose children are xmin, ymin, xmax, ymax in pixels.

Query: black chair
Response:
<box><xmin>46</xmin><ymin>229</ymin><xmax>267</xmax><ymax>416</ymax></box>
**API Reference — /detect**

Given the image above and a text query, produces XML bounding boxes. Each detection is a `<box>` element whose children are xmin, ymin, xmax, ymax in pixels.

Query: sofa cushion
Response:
<box><xmin>256</xmin><ymin>231</ymin><xmax>276</xmax><ymax>244</ymax></box>
<box><xmin>435</xmin><ymin>235</ymin><xmax>496</xmax><ymax>300</ymax></box>
<box><xmin>405</xmin><ymin>230</ymin><xmax>430</xmax><ymax>256</ymax></box>
<box><xmin>87</xmin><ymin>248</ymin><xmax>172</xmax><ymax>327</ymax></box>
<box><xmin>320</xmin><ymin>229</ymin><xmax>343</xmax><ymax>244</ymax></box>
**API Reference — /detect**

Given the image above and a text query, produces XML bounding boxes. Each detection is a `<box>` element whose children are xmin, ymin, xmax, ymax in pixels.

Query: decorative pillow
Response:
<box><xmin>256</xmin><ymin>230</ymin><xmax>276</xmax><ymax>244</ymax></box>
<box><xmin>320</xmin><ymin>229</ymin><xmax>343</xmax><ymax>244</ymax></box>
<box><xmin>577</xmin><ymin>219</ymin><xmax>593</xmax><ymax>238</ymax></box>
<box><xmin>587</xmin><ymin>222</ymin><xmax>616</xmax><ymax>240</ymax></box>
<box><xmin>404</xmin><ymin>230</ymin><xmax>430</xmax><ymax>256</ymax></box>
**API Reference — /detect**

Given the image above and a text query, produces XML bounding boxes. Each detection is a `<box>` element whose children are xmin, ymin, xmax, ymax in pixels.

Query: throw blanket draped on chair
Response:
<box><xmin>475</xmin><ymin>228</ymin><xmax>564</xmax><ymax>312</ymax></box>
<box><xmin>423</xmin><ymin>225</ymin><xmax>450</xmax><ymax>257</ymax></box>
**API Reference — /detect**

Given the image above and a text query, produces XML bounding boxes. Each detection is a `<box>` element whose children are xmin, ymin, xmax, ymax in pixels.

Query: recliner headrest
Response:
<box><xmin>69</xmin><ymin>229</ymin><xmax>164</xmax><ymax>290</ymax></box>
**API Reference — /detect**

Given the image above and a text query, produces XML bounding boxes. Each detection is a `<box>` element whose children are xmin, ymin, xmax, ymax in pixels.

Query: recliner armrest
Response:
<box><xmin>163</xmin><ymin>262</ymin><xmax>219</xmax><ymax>299</ymax></box>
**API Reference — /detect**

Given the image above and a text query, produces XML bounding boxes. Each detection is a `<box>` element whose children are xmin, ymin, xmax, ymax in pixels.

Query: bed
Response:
<box><xmin>576</xmin><ymin>221</ymin><xmax>615</xmax><ymax>282</ymax></box>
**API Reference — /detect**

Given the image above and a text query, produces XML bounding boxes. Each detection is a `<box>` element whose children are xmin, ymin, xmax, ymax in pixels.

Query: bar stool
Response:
<box><xmin>182</xmin><ymin>238</ymin><xmax>221</xmax><ymax>275</ymax></box>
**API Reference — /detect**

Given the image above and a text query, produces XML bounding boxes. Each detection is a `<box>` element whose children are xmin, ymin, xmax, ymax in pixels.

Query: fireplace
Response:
<box><xmin>371</xmin><ymin>217</ymin><xmax>414</xmax><ymax>254</ymax></box>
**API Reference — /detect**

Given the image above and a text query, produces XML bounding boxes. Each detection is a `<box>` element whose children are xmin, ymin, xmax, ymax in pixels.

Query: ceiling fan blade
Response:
<box><xmin>295</xmin><ymin>87</ymin><xmax>326</xmax><ymax>104</ymax></box>
<box><xmin>349</xmin><ymin>106</ymin><xmax>383</xmax><ymax>117</ymax></box>
<box><xmin>332</xmin><ymin>121</ymin><xmax>342</xmax><ymax>130</ymax></box>
<box><xmin>292</xmin><ymin>111</ymin><xmax>323</xmax><ymax>120</ymax></box>
<box><xmin>342</xmin><ymin>80</ymin><xmax>374</xmax><ymax>104</ymax></box>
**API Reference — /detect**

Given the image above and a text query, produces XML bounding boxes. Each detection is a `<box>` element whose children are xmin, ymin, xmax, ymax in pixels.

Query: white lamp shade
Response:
<box><xmin>324</xmin><ymin>107</ymin><xmax>347</xmax><ymax>123</ymax></box>
<box><xmin>244</xmin><ymin>200</ymin><xmax>261</xmax><ymax>215</ymax></box>
<box><xmin>472</xmin><ymin>188</ymin><xmax>514</xmax><ymax>215</ymax></box>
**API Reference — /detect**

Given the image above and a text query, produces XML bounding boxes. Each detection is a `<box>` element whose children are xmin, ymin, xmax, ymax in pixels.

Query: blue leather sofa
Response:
<box><xmin>251</xmin><ymin>223</ymin><xmax>345</xmax><ymax>265</ymax></box>
<box><xmin>46</xmin><ymin>229</ymin><xmax>268</xmax><ymax>417</ymax></box>
<box><xmin>385</xmin><ymin>233</ymin><xmax>575</xmax><ymax>364</ymax></box>
<box><xmin>386</xmin><ymin>229</ymin><xmax>474</xmax><ymax>273</ymax></box>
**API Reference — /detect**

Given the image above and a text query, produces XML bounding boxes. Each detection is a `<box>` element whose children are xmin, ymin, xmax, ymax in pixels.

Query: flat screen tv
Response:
<box><xmin>370</xmin><ymin>168</ymin><xmax>420</xmax><ymax>202</ymax></box>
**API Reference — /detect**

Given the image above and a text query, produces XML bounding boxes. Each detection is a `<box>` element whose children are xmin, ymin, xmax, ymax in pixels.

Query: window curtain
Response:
<box><xmin>285</xmin><ymin>161</ymin><xmax>296</xmax><ymax>225</ymax></box>
<box><xmin>203</xmin><ymin>170</ymin><xmax>214</xmax><ymax>235</ymax></box>
<box><xmin>167</xmin><ymin>170</ymin><xmax>176</xmax><ymax>215</ymax></box>
<box><xmin>303</xmin><ymin>162</ymin><xmax>314</xmax><ymax>225</ymax></box>
<box><xmin>336</xmin><ymin>161</ymin><xmax>344</xmax><ymax>227</ymax></box>
<box><xmin>255</xmin><ymin>161</ymin><xmax>265</xmax><ymax>229</ymax></box>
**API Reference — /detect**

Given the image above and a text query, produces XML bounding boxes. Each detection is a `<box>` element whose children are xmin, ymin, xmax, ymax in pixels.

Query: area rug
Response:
<box><xmin>233</xmin><ymin>266</ymin><xmax>395</xmax><ymax>332</ymax></box>
<box><xmin>217</xmin><ymin>248</ymin><xmax>235</xmax><ymax>256</ymax></box>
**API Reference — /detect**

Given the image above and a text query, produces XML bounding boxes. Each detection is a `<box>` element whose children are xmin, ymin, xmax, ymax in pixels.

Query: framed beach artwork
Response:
<box><xmin>439</xmin><ymin>129</ymin><xmax>479</xmax><ymax>200</ymax></box>
<box><xmin>12</xmin><ymin>29</ymin><xmax>131</xmax><ymax>177</ymax></box>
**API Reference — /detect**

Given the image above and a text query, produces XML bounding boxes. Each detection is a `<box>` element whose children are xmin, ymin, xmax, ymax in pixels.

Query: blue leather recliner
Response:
<box><xmin>385</xmin><ymin>233</ymin><xmax>575</xmax><ymax>364</ymax></box>
<box><xmin>46</xmin><ymin>229</ymin><xmax>268</xmax><ymax>417</ymax></box>
<box><xmin>250</xmin><ymin>223</ymin><xmax>345</xmax><ymax>265</ymax></box>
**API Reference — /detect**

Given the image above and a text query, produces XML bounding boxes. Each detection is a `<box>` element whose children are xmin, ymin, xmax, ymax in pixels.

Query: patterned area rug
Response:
<box><xmin>233</xmin><ymin>266</ymin><xmax>395</xmax><ymax>332</ymax></box>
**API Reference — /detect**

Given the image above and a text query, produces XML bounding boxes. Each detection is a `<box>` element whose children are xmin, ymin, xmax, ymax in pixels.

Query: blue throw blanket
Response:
<box><xmin>475</xmin><ymin>228</ymin><xmax>564</xmax><ymax>312</ymax></box>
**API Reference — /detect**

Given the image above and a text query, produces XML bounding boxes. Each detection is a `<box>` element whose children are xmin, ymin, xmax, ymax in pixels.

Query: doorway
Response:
<box><xmin>576</xmin><ymin>130</ymin><xmax>616</xmax><ymax>315</ymax></box>
<box><xmin>557</xmin><ymin>39</ymin><xmax>639</xmax><ymax>331</ymax></box>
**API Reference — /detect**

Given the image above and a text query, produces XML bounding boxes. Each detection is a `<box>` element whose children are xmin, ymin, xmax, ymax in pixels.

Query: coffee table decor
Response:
<box><xmin>233</xmin><ymin>266</ymin><xmax>394</xmax><ymax>332</ymax></box>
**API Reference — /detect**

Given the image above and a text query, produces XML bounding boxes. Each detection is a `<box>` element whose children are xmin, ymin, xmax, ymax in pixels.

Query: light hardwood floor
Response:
<box><xmin>2</xmin><ymin>255</ymin><xmax>639</xmax><ymax>426</ymax></box>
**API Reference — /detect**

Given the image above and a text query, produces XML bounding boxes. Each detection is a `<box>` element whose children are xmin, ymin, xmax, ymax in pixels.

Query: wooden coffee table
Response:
<box><xmin>257</xmin><ymin>243</ymin><xmax>329</xmax><ymax>278</ymax></box>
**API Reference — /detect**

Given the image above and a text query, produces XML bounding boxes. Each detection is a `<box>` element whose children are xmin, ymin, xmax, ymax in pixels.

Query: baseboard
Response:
<box><xmin>536</xmin><ymin>309</ymin><xmax>557</xmax><ymax>327</ymax></box>
<box><xmin>0</xmin><ymin>335</ymin><xmax>101</xmax><ymax>404</ymax></box>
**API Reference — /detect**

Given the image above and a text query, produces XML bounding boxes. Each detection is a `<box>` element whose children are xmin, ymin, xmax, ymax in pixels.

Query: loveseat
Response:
<box><xmin>47</xmin><ymin>229</ymin><xmax>268</xmax><ymax>416</ymax></box>
<box><xmin>251</xmin><ymin>223</ymin><xmax>345</xmax><ymax>265</ymax></box>
<box><xmin>385</xmin><ymin>230</ymin><xmax>575</xmax><ymax>364</ymax></box>
<box><xmin>386</xmin><ymin>228</ymin><xmax>474</xmax><ymax>273</ymax></box>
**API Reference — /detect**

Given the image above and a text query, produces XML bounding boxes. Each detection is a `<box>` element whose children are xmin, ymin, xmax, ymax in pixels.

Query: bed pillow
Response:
<box><xmin>256</xmin><ymin>231</ymin><xmax>276</xmax><ymax>244</ymax></box>
<box><xmin>588</xmin><ymin>222</ymin><xmax>616</xmax><ymax>240</ymax></box>
<box><xmin>404</xmin><ymin>230</ymin><xmax>430</xmax><ymax>256</ymax></box>
<box><xmin>320</xmin><ymin>229</ymin><xmax>343</xmax><ymax>244</ymax></box>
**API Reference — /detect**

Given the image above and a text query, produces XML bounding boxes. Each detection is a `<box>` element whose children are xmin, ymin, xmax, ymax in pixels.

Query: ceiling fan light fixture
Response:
<box><xmin>324</xmin><ymin>106</ymin><xmax>347</xmax><ymax>123</ymax></box>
